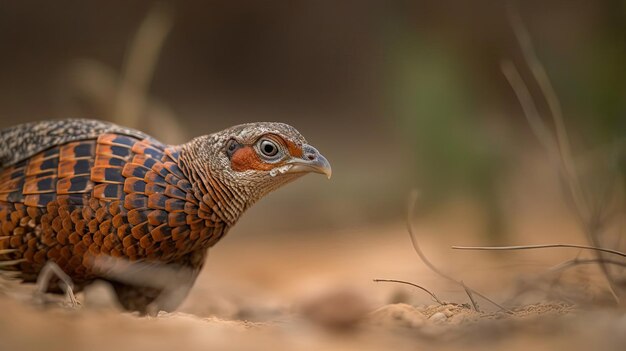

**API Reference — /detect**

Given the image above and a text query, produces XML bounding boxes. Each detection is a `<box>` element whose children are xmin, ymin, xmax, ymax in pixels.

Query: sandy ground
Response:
<box><xmin>1</xmin><ymin>199</ymin><xmax>625</xmax><ymax>351</ymax></box>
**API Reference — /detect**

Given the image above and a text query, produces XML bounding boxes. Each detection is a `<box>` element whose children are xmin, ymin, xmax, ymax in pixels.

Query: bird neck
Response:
<box><xmin>177</xmin><ymin>141</ymin><xmax>249</xmax><ymax>228</ymax></box>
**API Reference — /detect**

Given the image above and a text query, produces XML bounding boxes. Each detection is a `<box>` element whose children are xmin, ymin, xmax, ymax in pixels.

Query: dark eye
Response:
<box><xmin>225</xmin><ymin>139</ymin><xmax>240</xmax><ymax>158</ymax></box>
<box><xmin>259</xmin><ymin>139</ymin><xmax>279</xmax><ymax>157</ymax></box>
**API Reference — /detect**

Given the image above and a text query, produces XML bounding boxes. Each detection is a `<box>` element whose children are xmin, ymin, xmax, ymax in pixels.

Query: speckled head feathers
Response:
<box><xmin>218</xmin><ymin>122</ymin><xmax>308</xmax><ymax>146</ymax></box>
<box><xmin>180</xmin><ymin>122</ymin><xmax>330</xmax><ymax>207</ymax></box>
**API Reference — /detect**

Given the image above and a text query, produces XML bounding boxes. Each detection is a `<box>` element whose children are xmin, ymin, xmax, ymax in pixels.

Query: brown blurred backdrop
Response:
<box><xmin>0</xmin><ymin>0</ymin><xmax>623</xmax><ymax>242</ymax></box>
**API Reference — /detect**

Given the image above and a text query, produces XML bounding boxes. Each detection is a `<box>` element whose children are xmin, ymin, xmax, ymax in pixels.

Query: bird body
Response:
<box><xmin>0</xmin><ymin>119</ymin><xmax>330</xmax><ymax>312</ymax></box>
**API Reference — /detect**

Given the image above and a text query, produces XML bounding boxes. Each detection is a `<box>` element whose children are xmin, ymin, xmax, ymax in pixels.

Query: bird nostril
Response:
<box><xmin>306</xmin><ymin>154</ymin><xmax>316</xmax><ymax>161</ymax></box>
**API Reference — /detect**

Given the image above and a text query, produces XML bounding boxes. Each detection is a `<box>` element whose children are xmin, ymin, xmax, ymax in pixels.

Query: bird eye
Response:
<box><xmin>259</xmin><ymin>139</ymin><xmax>279</xmax><ymax>157</ymax></box>
<box><xmin>225</xmin><ymin>139</ymin><xmax>240</xmax><ymax>158</ymax></box>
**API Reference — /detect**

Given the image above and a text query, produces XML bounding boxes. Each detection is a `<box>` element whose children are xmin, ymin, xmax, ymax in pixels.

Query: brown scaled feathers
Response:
<box><xmin>0</xmin><ymin>119</ymin><xmax>327</xmax><ymax>314</ymax></box>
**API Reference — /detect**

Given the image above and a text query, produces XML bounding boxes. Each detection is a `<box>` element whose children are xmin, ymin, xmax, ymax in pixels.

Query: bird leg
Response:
<box><xmin>34</xmin><ymin>261</ymin><xmax>79</xmax><ymax>308</ymax></box>
<box><xmin>146</xmin><ymin>280</ymin><xmax>195</xmax><ymax>317</ymax></box>
<box><xmin>93</xmin><ymin>255</ymin><xmax>198</xmax><ymax>315</ymax></box>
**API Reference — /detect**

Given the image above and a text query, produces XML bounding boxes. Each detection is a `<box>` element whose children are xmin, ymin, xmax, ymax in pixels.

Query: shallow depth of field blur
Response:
<box><xmin>0</xmin><ymin>1</ymin><xmax>624</xmax><ymax>350</ymax></box>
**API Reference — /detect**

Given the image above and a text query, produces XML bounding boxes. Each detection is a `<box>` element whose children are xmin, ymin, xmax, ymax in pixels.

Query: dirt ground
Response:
<box><xmin>0</xmin><ymin>2</ymin><xmax>622</xmax><ymax>349</ymax></box>
<box><xmin>1</xmin><ymin>199</ymin><xmax>625</xmax><ymax>351</ymax></box>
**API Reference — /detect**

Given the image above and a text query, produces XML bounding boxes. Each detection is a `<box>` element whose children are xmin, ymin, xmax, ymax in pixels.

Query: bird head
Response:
<box><xmin>182</xmin><ymin>122</ymin><xmax>331</xmax><ymax>205</ymax></box>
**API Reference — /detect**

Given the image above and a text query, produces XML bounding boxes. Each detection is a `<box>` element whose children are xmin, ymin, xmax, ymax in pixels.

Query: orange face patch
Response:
<box><xmin>230</xmin><ymin>146</ymin><xmax>275</xmax><ymax>172</ymax></box>
<box><xmin>229</xmin><ymin>134</ymin><xmax>304</xmax><ymax>172</ymax></box>
<box><xmin>285</xmin><ymin>139</ymin><xmax>303</xmax><ymax>158</ymax></box>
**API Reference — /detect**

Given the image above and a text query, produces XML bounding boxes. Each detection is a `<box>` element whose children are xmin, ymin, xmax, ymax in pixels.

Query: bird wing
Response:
<box><xmin>0</xmin><ymin>119</ymin><xmax>149</xmax><ymax>168</ymax></box>
<box><xmin>0</xmin><ymin>123</ymin><xmax>205</xmax><ymax>283</ymax></box>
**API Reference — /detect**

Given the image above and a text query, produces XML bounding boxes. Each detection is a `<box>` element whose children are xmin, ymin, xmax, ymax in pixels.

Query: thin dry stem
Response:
<box><xmin>373</xmin><ymin>279</ymin><xmax>444</xmax><ymax>305</ymax></box>
<box><xmin>502</xmin><ymin>4</ymin><xmax>621</xmax><ymax>303</ymax></box>
<box><xmin>460</xmin><ymin>281</ymin><xmax>479</xmax><ymax>311</ymax></box>
<box><xmin>452</xmin><ymin>244</ymin><xmax>626</xmax><ymax>259</ymax></box>
<box><xmin>406</xmin><ymin>191</ymin><xmax>510</xmax><ymax>313</ymax></box>
<box><xmin>548</xmin><ymin>258</ymin><xmax>626</xmax><ymax>274</ymax></box>
<box><xmin>500</xmin><ymin>61</ymin><xmax>559</xmax><ymax>163</ymax></box>
<box><xmin>507</xmin><ymin>4</ymin><xmax>588</xmax><ymax>219</ymax></box>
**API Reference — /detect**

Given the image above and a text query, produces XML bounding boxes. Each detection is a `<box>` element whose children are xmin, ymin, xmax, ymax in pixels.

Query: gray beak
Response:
<box><xmin>286</xmin><ymin>144</ymin><xmax>332</xmax><ymax>179</ymax></box>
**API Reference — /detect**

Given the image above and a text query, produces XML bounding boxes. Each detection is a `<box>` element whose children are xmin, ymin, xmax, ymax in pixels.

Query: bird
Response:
<box><xmin>0</xmin><ymin>118</ymin><xmax>331</xmax><ymax>313</ymax></box>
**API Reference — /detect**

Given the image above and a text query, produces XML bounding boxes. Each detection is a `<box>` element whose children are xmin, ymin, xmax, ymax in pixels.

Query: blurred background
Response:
<box><xmin>0</xmin><ymin>0</ymin><xmax>624</xmax><ymax>320</ymax></box>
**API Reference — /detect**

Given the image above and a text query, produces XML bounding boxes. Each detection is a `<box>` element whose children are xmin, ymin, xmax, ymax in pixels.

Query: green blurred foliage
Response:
<box><xmin>385</xmin><ymin>18</ymin><xmax>508</xmax><ymax>241</ymax></box>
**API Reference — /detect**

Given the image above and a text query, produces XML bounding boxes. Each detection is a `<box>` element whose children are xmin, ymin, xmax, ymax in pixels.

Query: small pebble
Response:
<box><xmin>429</xmin><ymin>312</ymin><xmax>447</xmax><ymax>324</ymax></box>
<box><xmin>300</xmin><ymin>287</ymin><xmax>371</xmax><ymax>330</ymax></box>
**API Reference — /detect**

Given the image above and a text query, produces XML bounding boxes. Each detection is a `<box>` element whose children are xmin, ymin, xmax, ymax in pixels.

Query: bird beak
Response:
<box><xmin>286</xmin><ymin>144</ymin><xmax>332</xmax><ymax>179</ymax></box>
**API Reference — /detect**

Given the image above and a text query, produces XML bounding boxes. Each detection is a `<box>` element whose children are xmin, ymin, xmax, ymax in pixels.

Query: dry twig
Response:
<box><xmin>548</xmin><ymin>258</ymin><xmax>626</xmax><ymax>274</ymax></box>
<box><xmin>460</xmin><ymin>281</ymin><xmax>479</xmax><ymax>311</ymax></box>
<box><xmin>451</xmin><ymin>244</ymin><xmax>626</xmax><ymax>259</ymax></box>
<box><xmin>373</xmin><ymin>279</ymin><xmax>444</xmax><ymax>305</ymax></box>
<box><xmin>405</xmin><ymin>191</ymin><xmax>510</xmax><ymax>313</ymax></box>
<box><xmin>501</xmin><ymin>3</ymin><xmax>623</xmax><ymax>303</ymax></box>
